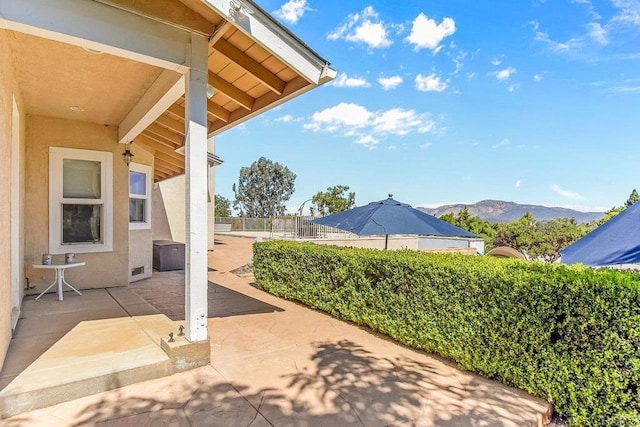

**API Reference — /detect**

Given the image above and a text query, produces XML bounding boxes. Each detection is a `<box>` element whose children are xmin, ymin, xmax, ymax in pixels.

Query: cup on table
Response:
<box><xmin>42</xmin><ymin>253</ymin><xmax>52</xmax><ymax>265</ymax></box>
<box><xmin>65</xmin><ymin>253</ymin><xmax>75</xmax><ymax>264</ymax></box>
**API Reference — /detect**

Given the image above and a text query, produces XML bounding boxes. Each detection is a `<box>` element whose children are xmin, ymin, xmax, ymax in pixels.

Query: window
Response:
<box><xmin>129</xmin><ymin>163</ymin><xmax>151</xmax><ymax>230</ymax></box>
<box><xmin>49</xmin><ymin>147</ymin><xmax>113</xmax><ymax>254</ymax></box>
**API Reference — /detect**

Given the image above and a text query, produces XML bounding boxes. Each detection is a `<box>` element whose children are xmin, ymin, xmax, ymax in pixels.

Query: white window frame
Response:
<box><xmin>129</xmin><ymin>163</ymin><xmax>152</xmax><ymax>230</ymax></box>
<box><xmin>49</xmin><ymin>147</ymin><xmax>113</xmax><ymax>254</ymax></box>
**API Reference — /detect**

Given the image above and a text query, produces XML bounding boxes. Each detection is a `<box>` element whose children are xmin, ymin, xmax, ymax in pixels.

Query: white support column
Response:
<box><xmin>184</xmin><ymin>33</ymin><xmax>209</xmax><ymax>342</ymax></box>
<box><xmin>207</xmin><ymin>138</ymin><xmax>216</xmax><ymax>250</ymax></box>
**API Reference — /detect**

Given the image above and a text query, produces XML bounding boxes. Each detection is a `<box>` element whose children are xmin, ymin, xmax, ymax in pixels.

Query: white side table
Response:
<box><xmin>32</xmin><ymin>262</ymin><xmax>85</xmax><ymax>301</ymax></box>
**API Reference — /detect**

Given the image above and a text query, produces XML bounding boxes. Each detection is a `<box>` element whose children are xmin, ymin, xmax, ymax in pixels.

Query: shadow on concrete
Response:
<box><xmin>131</xmin><ymin>275</ymin><xmax>283</xmax><ymax>322</ymax></box>
<box><xmin>4</xmin><ymin>340</ymin><xmax>549</xmax><ymax>426</ymax></box>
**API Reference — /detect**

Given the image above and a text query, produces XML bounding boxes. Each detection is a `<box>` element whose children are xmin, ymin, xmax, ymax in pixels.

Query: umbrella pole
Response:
<box><xmin>384</xmin><ymin>234</ymin><xmax>389</xmax><ymax>250</ymax></box>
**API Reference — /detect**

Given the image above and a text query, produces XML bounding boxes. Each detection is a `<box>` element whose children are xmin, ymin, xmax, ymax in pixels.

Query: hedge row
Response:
<box><xmin>253</xmin><ymin>241</ymin><xmax>640</xmax><ymax>426</ymax></box>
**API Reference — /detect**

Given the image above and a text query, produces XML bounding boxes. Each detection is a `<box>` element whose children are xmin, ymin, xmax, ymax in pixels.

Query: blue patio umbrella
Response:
<box><xmin>311</xmin><ymin>195</ymin><xmax>477</xmax><ymax>249</ymax></box>
<box><xmin>560</xmin><ymin>201</ymin><xmax>640</xmax><ymax>266</ymax></box>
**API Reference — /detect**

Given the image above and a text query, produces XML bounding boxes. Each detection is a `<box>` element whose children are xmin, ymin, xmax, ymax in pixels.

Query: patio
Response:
<box><xmin>1</xmin><ymin>235</ymin><xmax>552</xmax><ymax>425</ymax></box>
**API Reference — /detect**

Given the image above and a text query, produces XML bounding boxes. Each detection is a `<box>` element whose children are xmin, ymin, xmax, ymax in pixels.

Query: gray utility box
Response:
<box><xmin>153</xmin><ymin>240</ymin><xmax>185</xmax><ymax>271</ymax></box>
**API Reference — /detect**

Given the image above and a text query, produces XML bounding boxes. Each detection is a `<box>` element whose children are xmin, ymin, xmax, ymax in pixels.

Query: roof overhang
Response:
<box><xmin>0</xmin><ymin>0</ymin><xmax>336</xmax><ymax>182</ymax></box>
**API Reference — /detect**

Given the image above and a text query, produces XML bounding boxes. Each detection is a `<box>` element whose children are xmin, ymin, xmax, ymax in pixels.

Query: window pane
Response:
<box><xmin>62</xmin><ymin>204</ymin><xmax>102</xmax><ymax>244</ymax></box>
<box><xmin>129</xmin><ymin>198</ymin><xmax>145</xmax><ymax>223</ymax></box>
<box><xmin>63</xmin><ymin>159</ymin><xmax>101</xmax><ymax>199</ymax></box>
<box><xmin>130</xmin><ymin>171</ymin><xmax>146</xmax><ymax>196</ymax></box>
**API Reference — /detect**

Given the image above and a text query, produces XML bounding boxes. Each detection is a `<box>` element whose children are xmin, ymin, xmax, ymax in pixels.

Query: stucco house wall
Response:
<box><xmin>24</xmin><ymin>116</ymin><xmax>130</xmax><ymax>293</ymax></box>
<box><xmin>128</xmin><ymin>146</ymin><xmax>154</xmax><ymax>282</ymax></box>
<box><xmin>0</xmin><ymin>30</ymin><xmax>25</xmax><ymax>369</ymax></box>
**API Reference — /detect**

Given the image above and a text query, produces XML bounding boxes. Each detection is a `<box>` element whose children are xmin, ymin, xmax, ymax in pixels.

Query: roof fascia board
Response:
<box><xmin>201</xmin><ymin>0</ymin><xmax>336</xmax><ymax>85</ymax></box>
<box><xmin>0</xmin><ymin>0</ymin><xmax>191</xmax><ymax>72</ymax></box>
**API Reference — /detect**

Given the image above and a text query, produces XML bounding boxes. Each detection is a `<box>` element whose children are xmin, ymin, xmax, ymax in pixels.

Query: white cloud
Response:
<box><xmin>419</xmin><ymin>142</ymin><xmax>433</xmax><ymax>149</ymax></box>
<box><xmin>533</xmin><ymin>74</ymin><xmax>543</xmax><ymax>82</ymax></box>
<box><xmin>305</xmin><ymin>103</ymin><xmax>436</xmax><ymax>147</ymax></box>
<box><xmin>492</xmin><ymin>138</ymin><xmax>510</xmax><ymax>149</ymax></box>
<box><xmin>571</xmin><ymin>0</ymin><xmax>601</xmax><ymax>19</ymax></box>
<box><xmin>330</xmin><ymin>73</ymin><xmax>371</xmax><ymax>88</ymax></box>
<box><xmin>611</xmin><ymin>0</ymin><xmax>640</xmax><ymax>26</ymax></box>
<box><xmin>466</xmin><ymin>72</ymin><xmax>478</xmax><ymax>79</ymax></box>
<box><xmin>516</xmin><ymin>180</ymin><xmax>521</xmax><ymax>188</ymax></box>
<box><xmin>586</xmin><ymin>22</ymin><xmax>608</xmax><ymax>44</ymax></box>
<box><xmin>355</xmin><ymin>135</ymin><xmax>379</xmax><ymax>149</ymax></box>
<box><xmin>551</xmin><ymin>184</ymin><xmax>584</xmax><ymax>200</ymax></box>
<box><xmin>491</xmin><ymin>58</ymin><xmax>502</xmax><ymax>66</ymax></box>
<box><xmin>418</xmin><ymin>121</ymin><xmax>436</xmax><ymax>133</ymax></box>
<box><xmin>274</xmin><ymin>114</ymin><xmax>295</xmax><ymax>123</ymax></box>
<box><xmin>405</xmin><ymin>13</ymin><xmax>456</xmax><ymax>51</ymax></box>
<box><xmin>305</xmin><ymin>102</ymin><xmax>372</xmax><ymax>132</ymax></box>
<box><xmin>274</xmin><ymin>0</ymin><xmax>311</xmax><ymax>25</ymax></box>
<box><xmin>377</xmin><ymin>75</ymin><xmax>403</xmax><ymax>90</ymax></box>
<box><xmin>415</xmin><ymin>73</ymin><xmax>448</xmax><ymax>92</ymax></box>
<box><xmin>493</xmin><ymin>66</ymin><xmax>517</xmax><ymax>81</ymax></box>
<box><xmin>328</xmin><ymin>6</ymin><xmax>392</xmax><ymax>49</ymax></box>
<box><xmin>534</xmin><ymin>31</ymin><xmax>584</xmax><ymax>53</ymax></box>
<box><xmin>372</xmin><ymin>108</ymin><xmax>433</xmax><ymax>136</ymax></box>
<box><xmin>451</xmin><ymin>50</ymin><xmax>467</xmax><ymax>75</ymax></box>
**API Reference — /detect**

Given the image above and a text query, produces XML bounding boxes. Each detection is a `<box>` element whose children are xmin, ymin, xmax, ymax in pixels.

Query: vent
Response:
<box><xmin>132</xmin><ymin>266</ymin><xmax>144</xmax><ymax>276</ymax></box>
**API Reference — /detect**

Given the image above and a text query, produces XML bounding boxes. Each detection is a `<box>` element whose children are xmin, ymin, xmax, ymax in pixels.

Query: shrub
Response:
<box><xmin>253</xmin><ymin>241</ymin><xmax>640</xmax><ymax>425</ymax></box>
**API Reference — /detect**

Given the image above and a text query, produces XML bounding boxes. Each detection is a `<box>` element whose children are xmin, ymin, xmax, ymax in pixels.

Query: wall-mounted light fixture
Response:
<box><xmin>122</xmin><ymin>141</ymin><xmax>134</xmax><ymax>166</ymax></box>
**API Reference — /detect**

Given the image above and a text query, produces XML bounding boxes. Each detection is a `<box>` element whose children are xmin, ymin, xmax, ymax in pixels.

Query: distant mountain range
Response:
<box><xmin>417</xmin><ymin>200</ymin><xmax>604</xmax><ymax>224</ymax></box>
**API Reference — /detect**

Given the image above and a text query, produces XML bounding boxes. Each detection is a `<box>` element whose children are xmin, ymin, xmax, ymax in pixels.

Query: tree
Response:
<box><xmin>625</xmin><ymin>188</ymin><xmax>640</xmax><ymax>208</ymax></box>
<box><xmin>440</xmin><ymin>209</ymin><xmax>496</xmax><ymax>249</ymax></box>
<box><xmin>214</xmin><ymin>195</ymin><xmax>232</xmax><ymax>218</ymax></box>
<box><xmin>596</xmin><ymin>188</ymin><xmax>638</xmax><ymax>226</ymax></box>
<box><xmin>598</xmin><ymin>205</ymin><xmax>625</xmax><ymax>226</ymax></box>
<box><xmin>493</xmin><ymin>213</ymin><xmax>592</xmax><ymax>262</ymax></box>
<box><xmin>232</xmin><ymin>157</ymin><xmax>296</xmax><ymax>217</ymax></box>
<box><xmin>310</xmin><ymin>185</ymin><xmax>356</xmax><ymax>216</ymax></box>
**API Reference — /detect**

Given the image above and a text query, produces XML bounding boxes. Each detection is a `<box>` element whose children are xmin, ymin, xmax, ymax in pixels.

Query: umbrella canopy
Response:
<box><xmin>311</xmin><ymin>196</ymin><xmax>477</xmax><ymax>240</ymax></box>
<box><xmin>560</xmin><ymin>202</ymin><xmax>640</xmax><ymax>266</ymax></box>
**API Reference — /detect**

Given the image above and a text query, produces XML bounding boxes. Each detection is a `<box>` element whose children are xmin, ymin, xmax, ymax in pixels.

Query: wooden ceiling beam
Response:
<box><xmin>135</xmin><ymin>135</ymin><xmax>186</xmax><ymax>164</ymax></box>
<box><xmin>154</xmin><ymin>171</ymin><xmax>169</xmax><ymax>182</ymax></box>
<box><xmin>207</xmin><ymin>100</ymin><xmax>230</xmax><ymax>122</ymax></box>
<box><xmin>141</xmin><ymin>131</ymin><xmax>179</xmax><ymax>150</ymax></box>
<box><xmin>210</xmin><ymin>76</ymin><xmax>310</xmax><ymax>135</ymax></box>
<box><xmin>208</xmin><ymin>72</ymin><xmax>254</xmax><ymax>111</ymax></box>
<box><xmin>155</xmin><ymin>115</ymin><xmax>185</xmax><ymax>136</ymax></box>
<box><xmin>145</xmin><ymin>123</ymin><xmax>183</xmax><ymax>146</ymax></box>
<box><xmin>154</xmin><ymin>165</ymin><xmax>175</xmax><ymax>178</ymax></box>
<box><xmin>156</xmin><ymin>158</ymin><xmax>184</xmax><ymax>174</ymax></box>
<box><xmin>154</xmin><ymin>164</ymin><xmax>172</xmax><ymax>175</ymax></box>
<box><xmin>212</xmin><ymin>38</ymin><xmax>285</xmax><ymax>95</ymax></box>
<box><xmin>166</xmin><ymin>103</ymin><xmax>184</xmax><ymax>120</ymax></box>
<box><xmin>170</xmin><ymin>100</ymin><xmax>230</xmax><ymax>123</ymax></box>
<box><xmin>208</xmin><ymin>21</ymin><xmax>233</xmax><ymax>47</ymax></box>
<box><xmin>154</xmin><ymin>151</ymin><xmax>185</xmax><ymax>169</ymax></box>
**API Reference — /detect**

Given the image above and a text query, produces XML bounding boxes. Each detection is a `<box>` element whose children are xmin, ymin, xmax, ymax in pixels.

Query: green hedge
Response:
<box><xmin>253</xmin><ymin>241</ymin><xmax>640</xmax><ymax>426</ymax></box>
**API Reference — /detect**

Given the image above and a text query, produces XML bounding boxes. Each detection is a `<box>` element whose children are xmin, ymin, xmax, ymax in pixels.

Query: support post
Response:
<box><xmin>184</xmin><ymin>33</ymin><xmax>209</xmax><ymax>342</ymax></box>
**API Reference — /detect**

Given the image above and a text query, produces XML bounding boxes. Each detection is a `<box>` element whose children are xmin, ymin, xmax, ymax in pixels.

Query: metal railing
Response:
<box><xmin>214</xmin><ymin>216</ymin><xmax>353</xmax><ymax>239</ymax></box>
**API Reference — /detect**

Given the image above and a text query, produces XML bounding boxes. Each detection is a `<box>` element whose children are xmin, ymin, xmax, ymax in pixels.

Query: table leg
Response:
<box><xmin>62</xmin><ymin>277</ymin><xmax>83</xmax><ymax>296</ymax></box>
<box><xmin>35</xmin><ymin>276</ymin><xmax>58</xmax><ymax>301</ymax></box>
<box><xmin>57</xmin><ymin>268</ymin><xmax>64</xmax><ymax>301</ymax></box>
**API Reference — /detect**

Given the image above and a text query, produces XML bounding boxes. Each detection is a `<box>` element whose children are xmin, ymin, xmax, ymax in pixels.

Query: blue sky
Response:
<box><xmin>214</xmin><ymin>0</ymin><xmax>640</xmax><ymax>214</ymax></box>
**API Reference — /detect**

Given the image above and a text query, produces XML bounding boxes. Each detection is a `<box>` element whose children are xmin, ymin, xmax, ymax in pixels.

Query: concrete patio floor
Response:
<box><xmin>3</xmin><ymin>235</ymin><xmax>553</xmax><ymax>425</ymax></box>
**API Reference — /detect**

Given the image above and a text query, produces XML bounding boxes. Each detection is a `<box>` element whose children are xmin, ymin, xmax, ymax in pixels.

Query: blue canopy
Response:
<box><xmin>560</xmin><ymin>202</ymin><xmax>640</xmax><ymax>266</ymax></box>
<box><xmin>311</xmin><ymin>197</ymin><xmax>476</xmax><ymax>238</ymax></box>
